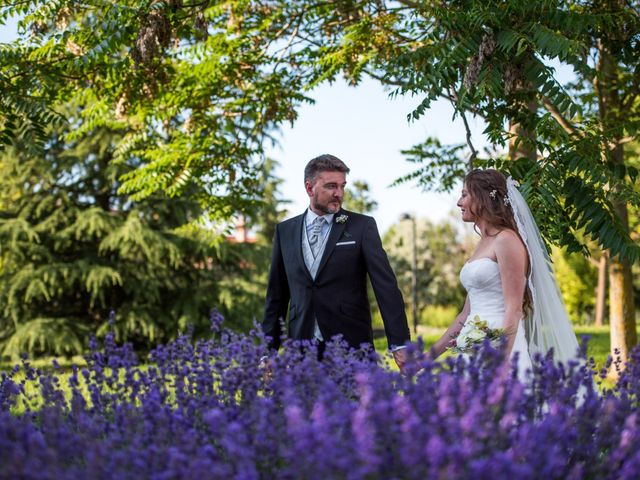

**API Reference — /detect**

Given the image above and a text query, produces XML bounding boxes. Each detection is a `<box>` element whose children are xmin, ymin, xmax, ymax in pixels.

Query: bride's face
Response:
<box><xmin>457</xmin><ymin>184</ymin><xmax>476</xmax><ymax>222</ymax></box>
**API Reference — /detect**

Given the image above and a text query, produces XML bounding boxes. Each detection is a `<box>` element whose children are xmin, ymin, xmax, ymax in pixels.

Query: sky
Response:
<box><xmin>264</xmin><ymin>78</ymin><xmax>488</xmax><ymax>232</ymax></box>
<box><xmin>0</xmin><ymin>17</ymin><xmax>489</xmax><ymax>233</ymax></box>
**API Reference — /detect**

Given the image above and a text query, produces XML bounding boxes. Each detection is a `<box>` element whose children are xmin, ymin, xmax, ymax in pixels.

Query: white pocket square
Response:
<box><xmin>336</xmin><ymin>241</ymin><xmax>356</xmax><ymax>246</ymax></box>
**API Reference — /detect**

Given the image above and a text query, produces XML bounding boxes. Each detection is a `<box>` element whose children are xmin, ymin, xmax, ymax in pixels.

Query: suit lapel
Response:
<box><xmin>315</xmin><ymin>210</ymin><xmax>347</xmax><ymax>279</ymax></box>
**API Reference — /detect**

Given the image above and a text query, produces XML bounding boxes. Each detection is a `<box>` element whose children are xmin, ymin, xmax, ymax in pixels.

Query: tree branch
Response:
<box><xmin>541</xmin><ymin>96</ymin><xmax>583</xmax><ymax>137</ymax></box>
<box><xmin>621</xmin><ymin>89</ymin><xmax>638</xmax><ymax>112</ymax></box>
<box><xmin>447</xmin><ymin>87</ymin><xmax>477</xmax><ymax>169</ymax></box>
<box><xmin>441</xmin><ymin>93</ymin><xmax>488</xmax><ymax>121</ymax></box>
<box><xmin>395</xmin><ymin>0</ymin><xmax>427</xmax><ymax>10</ymax></box>
<box><xmin>275</xmin><ymin>26</ymin><xmax>299</xmax><ymax>62</ymax></box>
<box><xmin>610</xmin><ymin>135</ymin><xmax>638</xmax><ymax>149</ymax></box>
<box><xmin>364</xmin><ymin>70</ymin><xmax>405</xmax><ymax>88</ymax></box>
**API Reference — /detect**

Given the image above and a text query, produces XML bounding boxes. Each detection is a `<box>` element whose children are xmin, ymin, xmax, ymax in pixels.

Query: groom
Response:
<box><xmin>262</xmin><ymin>154</ymin><xmax>410</xmax><ymax>370</ymax></box>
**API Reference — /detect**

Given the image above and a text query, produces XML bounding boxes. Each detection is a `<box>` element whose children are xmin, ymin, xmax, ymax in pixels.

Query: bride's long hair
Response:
<box><xmin>464</xmin><ymin>168</ymin><xmax>533</xmax><ymax>316</ymax></box>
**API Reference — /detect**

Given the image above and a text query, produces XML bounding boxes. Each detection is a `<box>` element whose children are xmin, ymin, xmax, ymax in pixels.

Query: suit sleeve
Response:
<box><xmin>362</xmin><ymin>217</ymin><xmax>411</xmax><ymax>348</ymax></box>
<box><xmin>263</xmin><ymin>224</ymin><xmax>290</xmax><ymax>350</ymax></box>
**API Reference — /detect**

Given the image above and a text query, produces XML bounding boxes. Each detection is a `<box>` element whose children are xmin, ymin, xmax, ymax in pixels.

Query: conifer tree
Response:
<box><xmin>0</xmin><ymin>107</ymin><xmax>253</xmax><ymax>358</ymax></box>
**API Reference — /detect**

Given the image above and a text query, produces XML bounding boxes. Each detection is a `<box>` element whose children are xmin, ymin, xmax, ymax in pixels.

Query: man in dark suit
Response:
<box><xmin>262</xmin><ymin>154</ymin><xmax>410</xmax><ymax>370</ymax></box>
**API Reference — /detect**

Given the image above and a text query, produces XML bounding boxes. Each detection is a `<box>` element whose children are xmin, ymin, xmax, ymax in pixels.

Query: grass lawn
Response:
<box><xmin>574</xmin><ymin>326</ymin><xmax>614</xmax><ymax>370</ymax></box>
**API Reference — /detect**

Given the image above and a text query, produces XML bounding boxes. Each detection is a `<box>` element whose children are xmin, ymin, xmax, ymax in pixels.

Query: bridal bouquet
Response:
<box><xmin>449</xmin><ymin>315</ymin><xmax>504</xmax><ymax>354</ymax></box>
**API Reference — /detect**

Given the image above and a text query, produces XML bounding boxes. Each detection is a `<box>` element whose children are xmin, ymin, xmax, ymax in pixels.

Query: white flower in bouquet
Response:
<box><xmin>449</xmin><ymin>315</ymin><xmax>504</xmax><ymax>354</ymax></box>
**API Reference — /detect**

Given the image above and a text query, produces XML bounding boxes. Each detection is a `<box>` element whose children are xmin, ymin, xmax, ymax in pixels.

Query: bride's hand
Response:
<box><xmin>445</xmin><ymin>330</ymin><xmax>460</xmax><ymax>350</ymax></box>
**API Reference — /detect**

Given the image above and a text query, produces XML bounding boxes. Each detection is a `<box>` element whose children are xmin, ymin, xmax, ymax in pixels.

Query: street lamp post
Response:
<box><xmin>402</xmin><ymin>213</ymin><xmax>418</xmax><ymax>335</ymax></box>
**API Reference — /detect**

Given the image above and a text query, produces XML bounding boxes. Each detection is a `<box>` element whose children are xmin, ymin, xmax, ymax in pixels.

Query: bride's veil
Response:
<box><xmin>506</xmin><ymin>177</ymin><xmax>581</xmax><ymax>364</ymax></box>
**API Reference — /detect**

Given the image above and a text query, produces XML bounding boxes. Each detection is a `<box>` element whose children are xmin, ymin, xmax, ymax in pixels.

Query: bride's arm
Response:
<box><xmin>425</xmin><ymin>296</ymin><xmax>471</xmax><ymax>360</ymax></box>
<box><xmin>495</xmin><ymin>231</ymin><xmax>528</xmax><ymax>357</ymax></box>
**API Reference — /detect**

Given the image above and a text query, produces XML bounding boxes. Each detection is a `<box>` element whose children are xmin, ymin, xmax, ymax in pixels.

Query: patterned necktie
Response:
<box><xmin>309</xmin><ymin>217</ymin><xmax>325</xmax><ymax>258</ymax></box>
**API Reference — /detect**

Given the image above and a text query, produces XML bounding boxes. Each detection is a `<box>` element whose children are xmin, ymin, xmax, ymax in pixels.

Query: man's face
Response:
<box><xmin>305</xmin><ymin>171</ymin><xmax>347</xmax><ymax>215</ymax></box>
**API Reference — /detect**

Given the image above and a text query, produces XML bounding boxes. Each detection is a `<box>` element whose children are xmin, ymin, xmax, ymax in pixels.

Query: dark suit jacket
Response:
<box><xmin>263</xmin><ymin>208</ymin><xmax>410</xmax><ymax>351</ymax></box>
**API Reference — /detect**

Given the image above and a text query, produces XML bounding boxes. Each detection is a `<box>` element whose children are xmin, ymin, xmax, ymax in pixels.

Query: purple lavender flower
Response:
<box><xmin>1</xmin><ymin>320</ymin><xmax>639</xmax><ymax>478</ymax></box>
<box><xmin>209</xmin><ymin>308</ymin><xmax>224</xmax><ymax>333</ymax></box>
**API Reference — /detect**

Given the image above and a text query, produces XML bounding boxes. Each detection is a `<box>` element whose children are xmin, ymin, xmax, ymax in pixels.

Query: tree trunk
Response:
<box><xmin>608</xmin><ymin>179</ymin><xmax>637</xmax><ymax>373</ymax></box>
<box><xmin>595</xmin><ymin>34</ymin><xmax>637</xmax><ymax>377</ymax></box>
<box><xmin>594</xmin><ymin>253</ymin><xmax>607</xmax><ymax>327</ymax></box>
<box><xmin>508</xmin><ymin>99</ymin><xmax>538</xmax><ymax>161</ymax></box>
<box><xmin>609</xmin><ymin>250</ymin><xmax>636</xmax><ymax>368</ymax></box>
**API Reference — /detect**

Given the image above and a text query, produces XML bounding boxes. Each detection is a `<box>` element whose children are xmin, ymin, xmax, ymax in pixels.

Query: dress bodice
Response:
<box><xmin>459</xmin><ymin>257</ymin><xmax>533</xmax><ymax>379</ymax></box>
<box><xmin>459</xmin><ymin>258</ymin><xmax>504</xmax><ymax>328</ymax></box>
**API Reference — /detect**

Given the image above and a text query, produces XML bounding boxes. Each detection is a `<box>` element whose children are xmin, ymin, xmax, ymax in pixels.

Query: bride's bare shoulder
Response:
<box><xmin>494</xmin><ymin>229</ymin><xmax>527</xmax><ymax>257</ymax></box>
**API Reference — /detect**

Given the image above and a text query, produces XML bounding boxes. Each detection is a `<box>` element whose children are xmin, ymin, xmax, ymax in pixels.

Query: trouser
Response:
<box><xmin>298</xmin><ymin>340</ymin><xmax>326</xmax><ymax>361</ymax></box>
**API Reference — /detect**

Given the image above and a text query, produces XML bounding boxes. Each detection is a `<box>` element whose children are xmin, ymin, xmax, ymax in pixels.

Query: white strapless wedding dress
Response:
<box><xmin>460</xmin><ymin>258</ymin><xmax>533</xmax><ymax>379</ymax></box>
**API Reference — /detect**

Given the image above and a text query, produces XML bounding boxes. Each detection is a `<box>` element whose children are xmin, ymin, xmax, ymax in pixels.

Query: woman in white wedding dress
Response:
<box><xmin>427</xmin><ymin>169</ymin><xmax>581</xmax><ymax>380</ymax></box>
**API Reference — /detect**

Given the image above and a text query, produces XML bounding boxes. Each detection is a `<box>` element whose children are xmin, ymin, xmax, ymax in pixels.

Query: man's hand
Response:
<box><xmin>259</xmin><ymin>356</ymin><xmax>274</xmax><ymax>382</ymax></box>
<box><xmin>392</xmin><ymin>348</ymin><xmax>409</xmax><ymax>374</ymax></box>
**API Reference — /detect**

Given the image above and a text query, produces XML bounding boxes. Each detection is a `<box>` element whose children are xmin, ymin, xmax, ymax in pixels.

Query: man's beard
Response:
<box><xmin>313</xmin><ymin>195</ymin><xmax>341</xmax><ymax>214</ymax></box>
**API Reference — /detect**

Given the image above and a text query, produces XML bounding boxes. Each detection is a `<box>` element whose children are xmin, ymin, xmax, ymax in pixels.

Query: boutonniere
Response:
<box><xmin>335</xmin><ymin>214</ymin><xmax>348</xmax><ymax>224</ymax></box>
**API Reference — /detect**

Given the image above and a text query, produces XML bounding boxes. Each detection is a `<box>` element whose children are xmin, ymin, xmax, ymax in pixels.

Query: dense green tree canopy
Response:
<box><xmin>3</xmin><ymin>0</ymin><xmax>637</xmax><ymax>258</ymax></box>
<box><xmin>304</xmin><ymin>0</ymin><xmax>640</xmax><ymax>262</ymax></box>
<box><xmin>1</xmin><ymin>1</ymin><xmax>309</xmax><ymax>222</ymax></box>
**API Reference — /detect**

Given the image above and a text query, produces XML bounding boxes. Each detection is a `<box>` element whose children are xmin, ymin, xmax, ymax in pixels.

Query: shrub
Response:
<box><xmin>420</xmin><ymin>304</ymin><xmax>458</xmax><ymax>328</ymax></box>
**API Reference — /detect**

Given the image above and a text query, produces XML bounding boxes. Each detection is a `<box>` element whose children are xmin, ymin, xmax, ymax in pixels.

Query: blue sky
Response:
<box><xmin>0</xmin><ymin>17</ymin><xmax>491</xmax><ymax>232</ymax></box>
<box><xmin>264</xmin><ymin>78</ymin><xmax>488</xmax><ymax>231</ymax></box>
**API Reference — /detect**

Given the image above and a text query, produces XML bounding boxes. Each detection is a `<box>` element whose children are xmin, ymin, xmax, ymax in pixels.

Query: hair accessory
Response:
<box><xmin>489</xmin><ymin>189</ymin><xmax>497</xmax><ymax>199</ymax></box>
<box><xmin>503</xmin><ymin>195</ymin><xmax>511</xmax><ymax>207</ymax></box>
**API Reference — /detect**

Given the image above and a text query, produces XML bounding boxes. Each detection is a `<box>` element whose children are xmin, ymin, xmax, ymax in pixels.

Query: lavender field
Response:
<box><xmin>2</xmin><ymin>315</ymin><xmax>639</xmax><ymax>480</ymax></box>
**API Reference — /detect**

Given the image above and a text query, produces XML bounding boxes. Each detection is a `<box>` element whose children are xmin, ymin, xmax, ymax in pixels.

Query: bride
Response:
<box><xmin>427</xmin><ymin>169</ymin><xmax>581</xmax><ymax>379</ymax></box>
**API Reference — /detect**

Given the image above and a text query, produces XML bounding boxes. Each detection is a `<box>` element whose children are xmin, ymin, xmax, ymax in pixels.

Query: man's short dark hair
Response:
<box><xmin>304</xmin><ymin>154</ymin><xmax>350</xmax><ymax>183</ymax></box>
